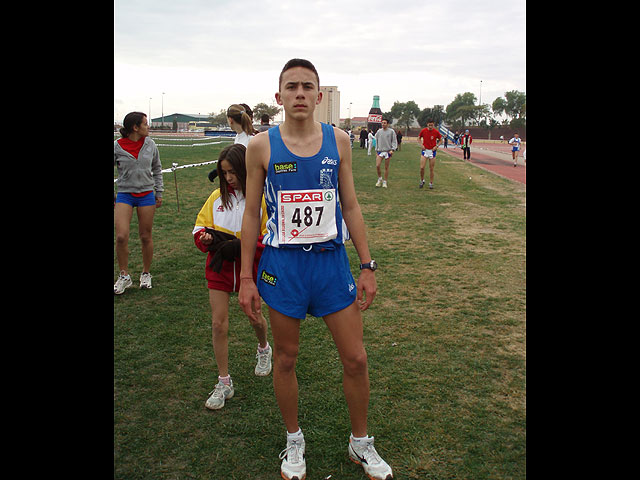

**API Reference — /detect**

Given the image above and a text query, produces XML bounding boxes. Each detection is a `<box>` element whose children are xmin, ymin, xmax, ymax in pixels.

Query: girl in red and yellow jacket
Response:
<box><xmin>192</xmin><ymin>143</ymin><xmax>271</xmax><ymax>410</ymax></box>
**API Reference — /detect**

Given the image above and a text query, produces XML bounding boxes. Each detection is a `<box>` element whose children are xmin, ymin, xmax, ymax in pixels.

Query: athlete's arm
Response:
<box><xmin>239</xmin><ymin>133</ymin><xmax>268</xmax><ymax>321</ymax></box>
<box><xmin>335</xmin><ymin>127</ymin><xmax>377</xmax><ymax>311</ymax></box>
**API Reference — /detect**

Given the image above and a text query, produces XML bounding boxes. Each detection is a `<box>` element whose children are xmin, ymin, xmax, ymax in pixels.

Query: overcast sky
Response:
<box><xmin>114</xmin><ymin>0</ymin><xmax>525</xmax><ymax>124</ymax></box>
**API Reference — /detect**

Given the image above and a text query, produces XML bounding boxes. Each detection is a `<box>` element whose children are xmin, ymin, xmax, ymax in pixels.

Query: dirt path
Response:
<box><xmin>438</xmin><ymin>141</ymin><xmax>526</xmax><ymax>185</ymax></box>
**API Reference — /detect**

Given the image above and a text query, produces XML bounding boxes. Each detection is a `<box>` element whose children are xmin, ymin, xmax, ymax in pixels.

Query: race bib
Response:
<box><xmin>278</xmin><ymin>189</ymin><xmax>337</xmax><ymax>244</ymax></box>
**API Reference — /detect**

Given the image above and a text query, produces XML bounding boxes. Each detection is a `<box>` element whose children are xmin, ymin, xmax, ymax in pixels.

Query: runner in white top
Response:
<box><xmin>508</xmin><ymin>133</ymin><xmax>522</xmax><ymax>167</ymax></box>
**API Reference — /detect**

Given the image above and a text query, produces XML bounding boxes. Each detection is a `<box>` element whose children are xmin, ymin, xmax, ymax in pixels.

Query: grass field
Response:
<box><xmin>114</xmin><ymin>134</ymin><xmax>526</xmax><ymax>479</ymax></box>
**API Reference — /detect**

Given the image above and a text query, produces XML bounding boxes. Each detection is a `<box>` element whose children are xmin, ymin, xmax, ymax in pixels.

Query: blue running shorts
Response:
<box><xmin>116</xmin><ymin>191</ymin><xmax>156</xmax><ymax>207</ymax></box>
<box><xmin>257</xmin><ymin>244</ymin><xmax>357</xmax><ymax>319</ymax></box>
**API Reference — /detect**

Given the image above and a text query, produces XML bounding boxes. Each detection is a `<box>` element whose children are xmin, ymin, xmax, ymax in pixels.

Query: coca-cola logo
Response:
<box><xmin>367</xmin><ymin>114</ymin><xmax>382</xmax><ymax>123</ymax></box>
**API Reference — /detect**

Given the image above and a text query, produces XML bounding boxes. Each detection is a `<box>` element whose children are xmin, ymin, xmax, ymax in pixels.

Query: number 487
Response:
<box><xmin>291</xmin><ymin>206</ymin><xmax>324</xmax><ymax>227</ymax></box>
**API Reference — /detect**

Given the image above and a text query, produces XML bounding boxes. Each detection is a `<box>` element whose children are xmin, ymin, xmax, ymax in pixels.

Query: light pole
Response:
<box><xmin>162</xmin><ymin>92</ymin><xmax>165</xmax><ymax>128</ymax></box>
<box><xmin>149</xmin><ymin>97</ymin><xmax>152</xmax><ymax>126</ymax></box>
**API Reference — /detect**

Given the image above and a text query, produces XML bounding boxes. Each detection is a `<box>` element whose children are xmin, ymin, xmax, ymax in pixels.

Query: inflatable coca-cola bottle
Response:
<box><xmin>367</xmin><ymin>95</ymin><xmax>383</xmax><ymax>134</ymax></box>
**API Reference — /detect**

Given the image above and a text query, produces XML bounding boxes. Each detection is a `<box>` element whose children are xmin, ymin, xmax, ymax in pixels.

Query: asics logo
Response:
<box><xmin>321</xmin><ymin>156</ymin><xmax>338</xmax><ymax>165</ymax></box>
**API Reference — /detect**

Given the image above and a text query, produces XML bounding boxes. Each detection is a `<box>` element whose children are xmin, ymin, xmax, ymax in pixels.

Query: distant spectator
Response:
<box><xmin>359</xmin><ymin>128</ymin><xmax>368</xmax><ymax>148</ymax></box>
<box><xmin>258</xmin><ymin>113</ymin><xmax>272</xmax><ymax>132</ymax></box>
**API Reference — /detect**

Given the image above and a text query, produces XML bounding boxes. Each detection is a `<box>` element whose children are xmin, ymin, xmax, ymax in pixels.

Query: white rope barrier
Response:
<box><xmin>113</xmin><ymin>135</ymin><xmax>234</xmax><ymax>147</ymax></box>
<box><xmin>155</xmin><ymin>140</ymin><xmax>230</xmax><ymax>147</ymax></box>
<box><xmin>162</xmin><ymin>160</ymin><xmax>218</xmax><ymax>173</ymax></box>
<box><xmin>114</xmin><ymin>160</ymin><xmax>218</xmax><ymax>182</ymax></box>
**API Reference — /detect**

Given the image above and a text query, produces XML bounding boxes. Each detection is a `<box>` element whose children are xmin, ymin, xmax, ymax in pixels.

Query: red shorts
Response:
<box><xmin>194</xmin><ymin>231</ymin><xmax>265</xmax><ymax>292</ymax></box>
<box><xmin>206</xmin><ymin>253</ymin><xmax>261</xmax><ymax>292</ymax></box>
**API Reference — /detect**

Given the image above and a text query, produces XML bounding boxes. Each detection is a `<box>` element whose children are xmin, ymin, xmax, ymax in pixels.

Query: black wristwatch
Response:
<box><xmin>360</xmin><ymin>260</ymin><xmax>378</xmax><ymax>271</ymax></box>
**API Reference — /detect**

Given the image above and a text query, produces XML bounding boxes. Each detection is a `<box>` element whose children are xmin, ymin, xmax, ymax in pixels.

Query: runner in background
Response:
<box><xmin>374</xmin><ymin>118</ymin><xmax>397</xmax><ymax>188</ymax></box>
<box><xmin>508</xmin><ymin>133</ymin><xmax>522</xmax><ymax>167</ymax></box>
<box><xmin>417</xmin><ymin>119</ymin><xmax>442</xmax><ymax>189</ymax></box>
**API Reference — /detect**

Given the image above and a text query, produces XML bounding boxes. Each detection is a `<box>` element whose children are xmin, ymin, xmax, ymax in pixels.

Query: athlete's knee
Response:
<box><xmin>115</xmin><ymin>232</ymin><xmax>128</xmax><ymax>245</ymax></box>
<box><xmin>274</xmin><ymin>345</ymin><xmax>299</xmax><ymax>373</ymax></box>
<box><xmin>247</xmin><ymin>313</ymin><xmax>265</xmax><ymax>328</ymax></box>
<box><xmin>139</xmin><ymin>230</ymin><xmax>153</xmax><ymax>245</ymax></box>
<box><xmin>211</xmin><ymin>315</ymin><xmax>229</xmax><ymax>337</ymax></box>
<box><xmin>342</xmin><ymin>348</ymin><xmax>368</xmax><ymax>377</ymax></box>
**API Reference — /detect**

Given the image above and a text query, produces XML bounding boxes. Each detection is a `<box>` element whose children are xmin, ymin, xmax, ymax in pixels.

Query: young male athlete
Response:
<box><xmin>374</xmin><ymin>118</ymin><xmax>397</xmax><ymax>188</ymax></box>
<box><xmin>508</xmin><ymin>132</ymin><xmax>522</xmax><ymax>167</ymax></box>
<box><xmin>239</xmin><ymin>58</ymin><xmax>393</xmax><ymax>480</ymax></box>
<box><xmin>417</xmin><ymin>119</ymin><xmax>442</xmax><ymax>189</ymax></box>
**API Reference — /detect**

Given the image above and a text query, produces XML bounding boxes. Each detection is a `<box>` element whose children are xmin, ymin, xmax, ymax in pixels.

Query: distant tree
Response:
<box><xmin>417</xmin><ymin>105</ymin><xmax>445</xmax><ymax>127</ymax></box>
<box><xmin>388</xmin><ymin>100</ymin><xmax>420</xmax><ymax>135</ymax></box>
<box><xmin>446</xmin><ymin>92</ymin><xmax>483</xmax><ymax>129</ymax></box>
<box><xmin>253</xmin><ymin>102</ymin><xmax>282</xmax><ymax>122</ymax></box>
<box><xmin>492</xmin><ymin>90</ymin><xmax>526</xmax><ymax>127</ymax></box>
<box><xmin>208</xmin><ymin>109</ymin><xmax>228</xmax><ymax>127</ymax></box>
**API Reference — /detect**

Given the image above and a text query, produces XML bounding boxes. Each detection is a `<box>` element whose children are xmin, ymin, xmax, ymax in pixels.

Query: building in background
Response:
<box><xmin>150</xmin><ymin>113</ymin><xmax>211</xmax><ymax>131</ymax></box>
<box><xmin>314</xmin><ymin>86</ymin><xmax>340</xmax><ymax>125</ymax></box>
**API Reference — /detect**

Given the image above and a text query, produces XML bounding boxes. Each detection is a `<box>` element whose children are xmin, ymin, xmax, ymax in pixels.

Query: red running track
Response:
<box><xmin>439</xmin><ymin>141</ymin><xmax>526</xmax><ymax>185</ymax></box>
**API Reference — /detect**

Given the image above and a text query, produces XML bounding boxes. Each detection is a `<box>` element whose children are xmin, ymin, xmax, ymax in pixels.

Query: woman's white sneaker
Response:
<box><xmin>348</xmin><ymin>435</ymin><xmax>393</xmax><ymax>480</ymax></box>
<box><xmin>205</xmin><ymin>380</ymin><xmax>234</xmax><ymax>410</ymax></box>
<box><xmin>114</xmin><ymin>274</ymin><xmax>132</xmax><ymax>295</ymax></box>
<box><xmin>255</xmin><ymin>345</ymin><xmax>272</xmax><ymax>376</ymax></box>
<box><xmin>139</xmin><ymin>272</ymin><xmax>153</xmax><ymax>289</ymax></box>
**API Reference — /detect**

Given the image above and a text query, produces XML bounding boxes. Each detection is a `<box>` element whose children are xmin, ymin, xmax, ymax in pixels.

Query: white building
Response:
<box><xmin>314</xmin><ymin>86</ymin><xmax>340</xmax><ymax>125</ymax></box>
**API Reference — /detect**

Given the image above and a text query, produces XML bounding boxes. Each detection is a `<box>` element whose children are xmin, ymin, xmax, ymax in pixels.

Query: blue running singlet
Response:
<box><xmin>262</xmin><ymin>123</ymin><xmax>350</xmax><ymax>249</ymax></box>
<box><xmin>258</xmin><ymin>123</ymin><xmax>357</xmax><ymax>318</ymax></box>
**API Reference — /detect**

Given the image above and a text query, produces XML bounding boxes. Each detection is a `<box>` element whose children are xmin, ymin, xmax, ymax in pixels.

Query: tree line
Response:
<box><xmin>384</xmin><ymin>90</ymin><xmax>526</xmax><ymax>135</ymax></box>
<box><xmin>206</xmin><ymin>91</ymin><xmax>526</xmax><ymax>136</ymax></box>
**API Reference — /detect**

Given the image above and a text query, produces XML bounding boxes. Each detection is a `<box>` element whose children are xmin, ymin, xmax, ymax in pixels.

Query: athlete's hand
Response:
<box><xmin>356</xmin><ymin>269</ymin><xmax>377</xmax><ymax>311</ymax></box>
<box><xmin>156</xmin><ymin>197</ymin><xmax>163</xmax><ymax>208</ymax></box>
<box><xmin>199</xmin><ymin>231</ymin><xmax>213</xmax><ymax>246</ymax></box>
<box><xmin>239</xmin><ymin>279</ymin><xmax>262</xmax><ymax>322</ymax></box>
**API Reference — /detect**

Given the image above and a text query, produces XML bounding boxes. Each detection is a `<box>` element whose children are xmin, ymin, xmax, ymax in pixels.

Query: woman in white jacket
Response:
<box><xmin>193</xmin><ymin>143</ymin><xmax>271</xmax><ymax>410</ymax></box>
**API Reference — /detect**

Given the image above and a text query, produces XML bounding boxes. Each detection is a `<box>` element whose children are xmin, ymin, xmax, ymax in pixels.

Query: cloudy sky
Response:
<box><xmin>114</xmin><ymin>0</ymin><xmax>525</xmax><ymax>124</ymax></box>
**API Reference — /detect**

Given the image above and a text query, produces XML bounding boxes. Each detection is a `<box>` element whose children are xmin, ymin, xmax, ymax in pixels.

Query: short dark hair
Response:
<box><xmin>382</xmin><ymin>117</ymin><xmax>390</xmax><ymax>124</ymax></box>
<box><xmin>279</xmin><ymin>58</ymin><xmax>320</xmax><ymax>90</ymax></box>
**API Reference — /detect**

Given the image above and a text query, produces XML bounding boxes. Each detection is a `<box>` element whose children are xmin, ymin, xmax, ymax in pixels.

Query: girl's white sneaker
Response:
<box><xmin>114</xmin><ymin>274</ymin><xmax>132</xmax><ymax>295</ymax></box>
<box><xmin>205</xmin><ymin>380</ymin><xmax>234</xmax><ymax>410</ymax></box>
<box><xmin>139</xmin><ymin>272</ymin><xmax>153</xmax><ymax>289</ymax></box>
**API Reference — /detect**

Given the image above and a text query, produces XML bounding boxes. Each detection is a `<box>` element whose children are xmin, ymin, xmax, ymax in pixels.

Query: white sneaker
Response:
<box><xmin>375</xmin><ymin>177</ymin><xmax>383</xmax><ymax>187</ymax></box>
<box><xmin>205</xmin><ymin>380</ymin><xmax>234</xmax><ymax>410</ymax></box>
<box><xmin>279</xmin><ymin>435</ymin><xmax>306</xmax><ymax>480</ymax></box>
<box><xmin>348</xmin><ymin>435</ymin><xmax>393</xmax><ymax>480</ymax></box>
<box><xmin>382</xmin><ymin>180</ymin><xmax>388</xmax><ymax>188</ymax></box>
<box><xmin>114</xmin><ymin>273</ymin><xmax>132</xmax><ymax>295</ymax></box>
<box><xmin>255</xmin><ymin>345</ymin><xmax>272</xmax><ymax>376</ymax></box>
<box><xmin>429</xmin><ymin>182</ymin><xmax>433</xmax><ymax>189</ymax></box>
<box><xmin>139</xmin><ymin>272</ymin><xmax>153</xmax><ymax>289</ymax></box>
